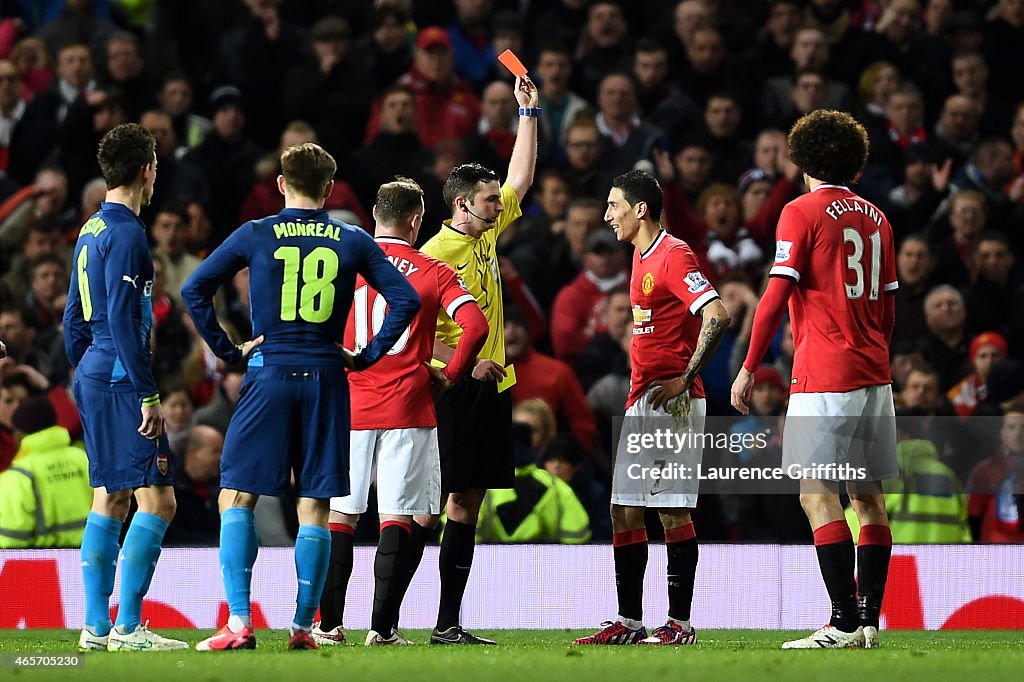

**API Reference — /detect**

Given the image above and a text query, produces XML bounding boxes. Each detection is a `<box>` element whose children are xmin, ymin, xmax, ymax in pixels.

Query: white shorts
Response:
<box><xmin>783</xmin><ymin>385</ymin><xmax>898</xmax><ymax>481</ymax></box>
<box><xmin>611</xmin><ymin>388</ymin><xmax>706</xmax><ymax>508</ymax></box>
<box><xmin>329</xmin><ymin>427</ymin><xmax>441</xmax><ymax>516</ymax></box>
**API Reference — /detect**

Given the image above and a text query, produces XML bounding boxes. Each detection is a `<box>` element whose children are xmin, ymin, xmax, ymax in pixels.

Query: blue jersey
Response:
<box><xmin>64</xmin><ymin>202</ymin><xmax>159</xmax><ymax>403</ymax></box>
<box><xmin>182</xmin><ymin>208</ymin><xmax>420</xmax><ymax>369</ymax></box>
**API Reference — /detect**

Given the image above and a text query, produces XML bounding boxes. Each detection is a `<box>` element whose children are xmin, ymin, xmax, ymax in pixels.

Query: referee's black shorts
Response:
<box><xmin>434</xmin><ymin>375</ymin><xmax>513</xmax><ymax>493</ymax></box>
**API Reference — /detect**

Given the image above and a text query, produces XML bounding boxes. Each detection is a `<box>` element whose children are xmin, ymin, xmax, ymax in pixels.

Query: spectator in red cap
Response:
<box><xmin>948</xmin><ymin>331</ymin><xmax>1008</xmax><ymax>416</ymax></box>
<box><xmin>750</xmin><ymin>364</ymin><xmax>787</xmax><ymax>417</ymax></box>
<box><xmin>363</xmin><ymin>26</ymin><xmax>480</xmax><ymax>150</ymax></box>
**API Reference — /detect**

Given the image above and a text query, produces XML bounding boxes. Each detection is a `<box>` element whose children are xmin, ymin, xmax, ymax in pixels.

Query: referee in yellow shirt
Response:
<box><xmin>399</xmin><ymin>75</ymin><xmax>539</xmax><ymax>645</ymax></box>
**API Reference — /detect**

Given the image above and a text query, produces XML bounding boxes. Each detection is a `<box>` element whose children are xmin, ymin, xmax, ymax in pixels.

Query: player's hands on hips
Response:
<box><xmin>514</xmin><ymin>76</ymin><xmax>539</xmax><ymax>108</ymax></box>
<box><xmin>472</xmin><ymin>359</ymin><xmax>507</xmax><ymax>382</ymax></box>
<box><xmin>425</xmin><ymin>363</ymin><xmax>454</xmax><ymax>396</ymax></box>
<box><xmin>731</xmin><ymin>368</ymin><xmax>755</xmax><ymax>415</ymax></box>
<box><xmin>139</xmin><ymin>402</ymin><xmax>165</xmax><ymax>440</ymax></box>
<box><xmin>650</xmin><ymin>376</ymin><xmax>689</xmax><ymax>410</ymax></box>
<box><xmin>336</xmin><ymin>344</ymin><xmax>359</xmax><ymax>370</ymax></box>
<box><xmin>239</xmin><ymin>334</ymin><xmax>264</xmax><ymax>358</ymax></box>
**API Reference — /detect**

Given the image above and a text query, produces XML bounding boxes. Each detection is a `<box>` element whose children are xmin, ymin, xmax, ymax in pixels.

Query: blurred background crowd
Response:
<box><xmin>0</xmin><ymin>0</ymin><xmax>1023</xmax><ymax>548</ymax></box>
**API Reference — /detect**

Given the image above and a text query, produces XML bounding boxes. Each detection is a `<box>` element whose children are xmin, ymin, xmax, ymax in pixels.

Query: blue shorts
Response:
<box><xmin>73</xmin><ymin>375</ymin><xmax>174</xmax><ymax>493</ymax></box>
<box><xmin>220</xmin><ymin>365</ymin><xmax>350</xmax><ymax>499</ymax></box>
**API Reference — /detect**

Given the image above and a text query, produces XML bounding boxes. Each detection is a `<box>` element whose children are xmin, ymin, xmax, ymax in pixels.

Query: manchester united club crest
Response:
<box><xmin>641</xmin><ymin>272</ymin><xmax>655</xmax><ymax>295</ymax></box>
<box><xmin>156</xmin><ymin>453</ymin><xmax>168</xmax><ymax>476</ymax></box>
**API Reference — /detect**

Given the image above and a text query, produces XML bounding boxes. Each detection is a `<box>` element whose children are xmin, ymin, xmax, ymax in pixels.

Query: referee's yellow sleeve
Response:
<box><xmin>492</xmin><ymin>183</ymin><xmax>522</xmax><ymax>239</ymax></box>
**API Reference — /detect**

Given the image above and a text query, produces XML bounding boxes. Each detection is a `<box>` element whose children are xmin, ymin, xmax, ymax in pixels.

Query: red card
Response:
<box><xmin>498</xmin><ymin>49</ymin><xmax>527</xmax><ymax>78</ymax></box>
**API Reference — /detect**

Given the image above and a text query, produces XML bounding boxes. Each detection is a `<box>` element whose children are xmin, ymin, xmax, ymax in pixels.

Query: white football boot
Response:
<box><xmin>863</xmin><ymin>626</ymin><xmax>879</xmax><ymax>648</ymax></box>
<box><xmin>107</xmin><ymin>621</ymin><xmax>189</xmax><ymax>651</ymax></box>
<box><xmin>782</xmin><ymin>624</ymin><xmax>865</xmax><ymax>649</ymax></box>
<box><xmin>78</xmin><ymin>627</ymin><xmax>109</xmax><ymax>651</ymax></box>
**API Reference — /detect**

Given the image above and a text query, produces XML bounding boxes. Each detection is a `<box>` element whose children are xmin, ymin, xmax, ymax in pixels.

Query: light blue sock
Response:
<box><xmin>114</xmin><ymin>512</ymin><xmax>168</xmax><ymax>631</ymax></box>
<box><xmin>293</xmin><ymin>525</ymin><xmax>331</xmax><ymax>631</ymax></box>
<box><xmin>81</xmin><ymin>512</ymin><xmax>122</xmax><ymax>636</ymax></box>
<box><xmin>220</xmin><ymin>507</ymin><xmax>259</xmax><ymax>618</ymax></box>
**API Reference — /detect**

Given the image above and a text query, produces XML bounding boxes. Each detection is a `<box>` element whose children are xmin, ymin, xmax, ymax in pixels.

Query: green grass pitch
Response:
<box><xmin>1</xmin><ymin>629</ymin><xmax>1022</xmax><ymax>681</ymax></box>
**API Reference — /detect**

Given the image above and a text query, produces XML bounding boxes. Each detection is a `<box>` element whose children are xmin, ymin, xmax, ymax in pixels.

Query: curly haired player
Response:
<box><xmin>732</xmin><ymin>110</ymin><xmax>899</xmax><ymax>649</ymax></box>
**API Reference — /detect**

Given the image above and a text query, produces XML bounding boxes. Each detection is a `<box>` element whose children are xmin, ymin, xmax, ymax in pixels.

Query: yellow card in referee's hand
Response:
<box><xmin>497</xmin><ymin>364</ymin><xmax>516</xmax><ymax>393</ymax></box>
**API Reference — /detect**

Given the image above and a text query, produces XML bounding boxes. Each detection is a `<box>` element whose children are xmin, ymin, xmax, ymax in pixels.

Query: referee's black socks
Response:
<box><xmin>371</xmin><ymin>521</ymin><xmax>410</xmax><ymax>636</ymax></box>
<box><xmin>612</xmin><ymin>528</ymin><xmax>648</xmax><ymax>623</ymax></box>
<box><xmin>436</xmin><ymin>519</ymin><xmax>476</xmax><ymax>631</ymax></box>
<box><xmin>319</xmin><ymin>522</ymin><xmax>354</xmax><ymax>631</ymax></box>
<box><xmin>814</xmin><ymin>520</ymin><xmax>859</xmax><ymax>632</ymax></box>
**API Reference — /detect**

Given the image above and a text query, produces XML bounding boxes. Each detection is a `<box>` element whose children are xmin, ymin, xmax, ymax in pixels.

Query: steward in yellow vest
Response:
<box><xmin>0</xmin><ymin>396</ymin><xmax>91</xmax><ymax>548</ymax></box>
<box><xmin>477</xmin><ymin>463</ymin><xmax>591</xmax><ymax>544</ymax></box>
<box><xmin>847</xmin><ymin>439</ymin><xmax>970</xmax><ymax>543</ymax></box>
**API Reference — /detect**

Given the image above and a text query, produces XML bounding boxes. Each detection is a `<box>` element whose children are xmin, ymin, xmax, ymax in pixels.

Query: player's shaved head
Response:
<box><xmin>787</xmin><ymin>109</ymin><xmax>869</xmax><ymax>185</ymax></box>
<box><xmin>375</xmin><ymin>177</ymin><xmax>425</xmax><ymax>226</ymax></box>
<box><xmin>281</xmin><ymin>142</ymin><xmax>336</xmax><ymax>200</ymax></box>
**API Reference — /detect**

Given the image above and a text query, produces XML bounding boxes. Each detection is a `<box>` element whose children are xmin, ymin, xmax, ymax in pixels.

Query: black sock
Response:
<box><xmin>666</xmin><ymin>524</ymin><xmax>698</xmax><ymax>622</ymax></box>
<box><xmin>319</xmin><ymin>526</ymin><xmax>354</xmax><ymax>630</ymax></box>
<box><xmin>436</xmin><ymin>519</ymin><xmax>476</xmax><ymax>630</ymax></box>
<box><xmin>391</xmin><ymin>520</ymin><xmax>429</xmax><ymax>629</ymax></box>
<box><xmin>813</xmin><ymin>521</ymin><xmax>858</xmax><ymax>632</ymax></box>
<box><xmin>857</xmin><ymin>525</ymin><xmax>893</xmax><ymax>628</ymax></box>
<box><xmin>370</xmin><ymin>523</ymin><xmax>410</xmax><ymax>636</ymax></box>
<box><xmin>613</xmin><ymin>528</ymin><xmax>648</xmax><ymax>622</ymax></box>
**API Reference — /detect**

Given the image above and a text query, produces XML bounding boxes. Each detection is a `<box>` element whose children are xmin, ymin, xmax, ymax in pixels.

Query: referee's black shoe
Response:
<box><xmin>430</xmin><ymin>626</ymin><xmax>496</xmax><ymax>645</ymax></box>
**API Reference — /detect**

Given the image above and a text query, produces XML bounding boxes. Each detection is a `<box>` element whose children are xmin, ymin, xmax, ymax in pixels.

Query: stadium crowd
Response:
<box><xmin>1</xmin><ymin>0</ymin><xmax>1023</xmax><ymax>547</ymax></box>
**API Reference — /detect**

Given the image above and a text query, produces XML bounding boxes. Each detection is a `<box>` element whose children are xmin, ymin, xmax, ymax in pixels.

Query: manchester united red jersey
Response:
<box><xmin>627</xmin><ymin>230</ymin><xmax>719</xmax><ymax>409</ymax></box>
<box><xmin>345</xmin><ymin>237</ymin><xmax>476</xmax><ymax>429</ymax></box>
<box><xmin>770</xmin><ymin>185</ymin><xmax>898</xmax><ymax>393</ymax></box>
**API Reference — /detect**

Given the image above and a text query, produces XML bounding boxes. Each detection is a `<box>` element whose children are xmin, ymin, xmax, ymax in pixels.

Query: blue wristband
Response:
<box><xmin>518</xmin><ymin>107</ymin><xmax>542</xmax><ymax>117</ymax></box>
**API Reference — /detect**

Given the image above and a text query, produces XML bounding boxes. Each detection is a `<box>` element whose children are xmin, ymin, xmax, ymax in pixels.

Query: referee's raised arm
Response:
<box><xmin>506</xmin><ymin>75</ymin><xmax>540</xmax><ymax>201</ymax></box>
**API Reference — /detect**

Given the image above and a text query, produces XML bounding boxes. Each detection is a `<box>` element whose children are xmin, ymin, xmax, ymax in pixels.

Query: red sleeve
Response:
<box><xmin>504</xmin><ymin>272</ymin><xmax>546</xmax><ymax>342</ymax></box>
<box><xmin>883</xmin><ymin>288</ymin><xmax>895</xmax><ymax>343</ymax></box>
<box><xmin>0</xmin><ymin>184</ymin><xmax>37</xmax><ymax>224</ymax></box>
<box><xmin>445</xmin><ymin>302</ymin><xmax>487</xmax><ymax>381</ymax></box>
<box><xmin>967</xmin><ymin>493</ymin><xmax>989</xmax><ymax>520</ymax></box>
<box><xmin>768</xmin><ymin>202</ymin><xmax>812</xmax><ymax>282</ymax></box>
<box><xmin>556</xmin><ymin>362</ymin><xmax>597</xmax><ymax>453</ymax></box>
<box><xmin>882</xmin><ymin>219</ymin><xmax>899</xmax><ymax>295</ymax></box>
<box><xmin>437</xmin><ymin>266</ymin><xmax>487</xmax><ymax>381</ymax></box>
<box><xmin>743</xmin><ymin>275</ymin><xmax>795</xmax><ymax>373</ymax></box>
<box><xmin>663</xmin><ymin>244</ymin><xmax>720</xmax><ymax>315</ymax></box>
<box><xmin>744</xmin><ymin>177</ymin><xmax>801</xmax><ymax>246</ymax></box>
<box><xmin>661</xmin><ymin>179</ymin><xmax>708</xmax><ymax>253</ymax></box>
<box><xmin>550</xmin><ymin>285</ymin><xmax>586</xmax><ymax>360</ymax></box>
<box><xmin>363</xmin><ymin>97</ymin><xmax>382</xmax><ymax>145</ymax></box>
<box><xmin>0</xmin><ymin>19</ymin><xmax>19</xmax><ymax>59</ymax></box>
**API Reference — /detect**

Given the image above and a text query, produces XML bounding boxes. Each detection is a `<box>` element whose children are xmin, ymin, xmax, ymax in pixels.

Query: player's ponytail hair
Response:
<box><xmin>281</xmin><ymin>142</ymin><xmax>337</xmax><ymax>200</ymax></box>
